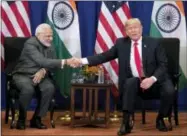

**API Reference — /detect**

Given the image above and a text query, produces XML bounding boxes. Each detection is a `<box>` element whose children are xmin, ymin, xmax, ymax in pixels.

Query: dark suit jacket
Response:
<box><xmin>13</xmin><ymin>37</ymin><xmax>62</xmax><ymax>75</ymax></box>
<box><xmin>87</xmin><ymin>37</ymin><xmax>169</xmax><ymax>94</ymax></box>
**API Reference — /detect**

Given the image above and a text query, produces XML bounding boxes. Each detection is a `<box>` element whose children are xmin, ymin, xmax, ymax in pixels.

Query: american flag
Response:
<box><xmin>95</xmin><ymin>1</ymin><xmax>131</xmax><ymax>97</ymax></box>
<box><xmin>1</xmin><ymin>1</ymin><xmax>31</xmax><ymax>69</ymax></box>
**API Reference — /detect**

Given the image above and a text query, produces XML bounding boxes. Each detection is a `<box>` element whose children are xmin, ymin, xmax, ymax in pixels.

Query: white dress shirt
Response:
<box><xmin>130</xmin><ymin>37</ymin><xmax>157</xmax><ymax>81</ymax></box>
<box><xmin>81</xmin><ymin>57</ymin><xmax>89</xmax><ymax>65</ymax></box>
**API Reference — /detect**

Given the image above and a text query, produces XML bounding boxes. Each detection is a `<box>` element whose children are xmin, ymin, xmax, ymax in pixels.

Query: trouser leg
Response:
<box><xmin>122</xmin><ymin>77</ymin><xmax>140</xmax><ymax>113</ymax></box>
<box><xmin>12</xmin><ymin>74</ymin><xmax>35</xmax><ymax>121</ymax></box>
<box><xmin>158</xmin><ymin>79</ymin><xmax>175</xmax><ymax>118</ymax></box>
<box><xmin>33</xmin><ymin>78</ymin><xmax>55</xmax><ymax>118</ymax></box>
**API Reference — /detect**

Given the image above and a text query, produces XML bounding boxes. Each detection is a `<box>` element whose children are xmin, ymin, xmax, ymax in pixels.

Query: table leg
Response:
<box><xmin>88</xmin><ymin>89</ymin><xmax>93</xmax><ymax>123</ymax></box>
<box><xmin>83</xmin><ymin>88</ymin><xmax>86</xmax><ymax>118</ymax></box>
<box><xmin>70</xmin><ymin>88</ymin><xmax>75</xmax><ymax>127</ymax></box>
<box><xmin>105</xmin><ymin>88</ymin><xmax>110</xmax><ymax>127</ymax></box>
<box><xmin>94</xmin><ymin>89</ymin><xmax>98</xmax><ymax>119</ymax></box>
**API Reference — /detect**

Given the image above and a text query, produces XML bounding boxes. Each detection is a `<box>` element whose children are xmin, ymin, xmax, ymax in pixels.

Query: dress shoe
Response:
<box><xmin>163</xmin><ymin>117</ymin><xmax>173</xmax><ymax>131</ymax></box>
<box><xmin>30</xmin><ymin>118</ymin><xmax>47</xmax><ymax>129</ymax></box>
<box><xmin>156</xmin><ymin>118</ymin><xmax>168</xmax><ymax>132</ymax></box>
<box><xmin>117</xmin><ymin>119</ymin><xmax>134</xmax><ymax>136</ymax></box>
<box><xmin>16</xmin><ymin>120</ymin><xmax>26</xmax><ymax>130</ymax></box>
<box><xmin>168</xmin><ymin>118</ymin><xmax>173</xmax><ymax>131</ymax></box>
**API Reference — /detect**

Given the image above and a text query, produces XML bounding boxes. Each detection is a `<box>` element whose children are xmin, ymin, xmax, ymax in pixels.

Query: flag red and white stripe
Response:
<box><xmin>1</xmin><ymin>1</ymin><xmax>31</xmax><ymax>69</ymax></box>
<box><xmin>95</xmin><ymin>2</ymin><xmax>131</xmax><ymax>97</ymax></box>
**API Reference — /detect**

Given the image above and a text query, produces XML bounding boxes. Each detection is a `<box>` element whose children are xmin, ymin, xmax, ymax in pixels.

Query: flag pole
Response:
<box><xmin>56</xmin><ymin>111</ymin><xmax>71</xmax><ymax>125</ymax></box>
<box><xmin>110</xmin><ymin>95</ymin><xmax>120</xmax><ymax>123</ymax></box>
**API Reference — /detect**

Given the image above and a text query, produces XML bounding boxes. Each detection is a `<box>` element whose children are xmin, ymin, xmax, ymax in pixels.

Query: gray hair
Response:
<box><xmin>35</xmin><ymin>23</ymin><xmax>51</xmax><ymax>36</ymax></box>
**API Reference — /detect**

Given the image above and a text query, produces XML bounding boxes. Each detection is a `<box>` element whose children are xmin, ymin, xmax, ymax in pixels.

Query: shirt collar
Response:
<box><xmin>131</xmin><ymin>36</ymin><xmax>142</xmax><ymax>45</ymax></box>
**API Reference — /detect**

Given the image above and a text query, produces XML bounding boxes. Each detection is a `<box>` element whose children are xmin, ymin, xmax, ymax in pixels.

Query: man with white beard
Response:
<box><xmin>12</xmin><ymin>24</ymin><xmax>71</xmax><ymax>130</ymax></box>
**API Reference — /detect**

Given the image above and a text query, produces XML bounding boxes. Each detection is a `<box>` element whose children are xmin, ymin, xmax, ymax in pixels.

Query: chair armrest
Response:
<box><xmin>6</xmin><ymin>73</ymin><xmax>13</xmax><ymax>91</ymax></box>
<box><xmin>6</xmin><ymin>73</ymin><xmax>13</xmax><ymax>81</ymax></box>
<box><xmin>172</xmin><ymin>73</ymin><xmax>181</xmax><ymax>88</ymax></box>
<box><xmin>173</xmin><ymin>73</ymin><xmax>181</xmax><ymax>79</ymax></box>
<box><xmin>6</xmin><ymin>73</ymin><xmax>20</xmax><ymax>98</ymax></box>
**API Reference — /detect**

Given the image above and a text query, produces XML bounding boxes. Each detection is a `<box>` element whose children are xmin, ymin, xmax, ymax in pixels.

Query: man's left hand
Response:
<box><xmin>140</xmin><ymin>77</ymin><xmax>156</xmax><ymax>90</ymax></box>
<box><xmin>32</xmin><ymin>68</ymin><xmax>46</xmax><ymax>84</ymax></box>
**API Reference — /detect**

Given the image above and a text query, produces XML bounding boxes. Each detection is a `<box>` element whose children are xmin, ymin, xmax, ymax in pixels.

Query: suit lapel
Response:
<box><xmin>125</xmin><ymin>38</ymin><xmax>131</xmax><ymax>65</ymax></box>
<box><xmin>142</xmin><ymin>37</ymin><xmax>148</xmax><ymax>68</ymax></box>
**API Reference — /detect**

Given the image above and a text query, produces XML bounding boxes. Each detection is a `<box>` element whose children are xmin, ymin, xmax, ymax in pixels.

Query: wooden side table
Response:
<box><xmin>70</xmin><ymin>83</ymin><xmax>112</xmax><ymax>128</ymax></box>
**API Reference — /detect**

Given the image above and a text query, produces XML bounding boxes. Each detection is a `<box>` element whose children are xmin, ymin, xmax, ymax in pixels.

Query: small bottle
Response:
<box><xmin>98</xmin><ymin>66</ymin><xmax>104</xmax><ymax>84</ymax></box>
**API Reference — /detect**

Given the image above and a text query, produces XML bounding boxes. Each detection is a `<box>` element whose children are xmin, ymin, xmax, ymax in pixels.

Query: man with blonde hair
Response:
<box><xmin>69</xmin><ymin>18</ymin><xmax>175</xmax><ymax>135</ymax></box>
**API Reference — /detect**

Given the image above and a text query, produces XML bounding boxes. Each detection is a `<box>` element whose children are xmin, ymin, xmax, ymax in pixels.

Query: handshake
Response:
<box><xmin>65</xmin><ymin>57</ymin><xmax>83</xmax><ymax>68</ymax></box>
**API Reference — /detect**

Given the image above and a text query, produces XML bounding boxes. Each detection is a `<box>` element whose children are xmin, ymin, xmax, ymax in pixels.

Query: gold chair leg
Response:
<box><xmin>8</xmin><ymin>110</ymin><xmax>19</xmax><ymax>120</ymax></box>
<box><xmin>110</xmin><ymin>104</ymin><xmax>120</xmax><ymax>123</ymax></box>
<box><xmin>57</xmin><ymin>111</ymin><xmax>71</xmax><ymax>125</ymax></box>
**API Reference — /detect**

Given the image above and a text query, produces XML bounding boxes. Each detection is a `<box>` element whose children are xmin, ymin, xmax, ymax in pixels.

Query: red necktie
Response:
<box><xmin>134</xmin><ymin>42</ymin><xmax>141</xmax><ymax>78</ymax></box>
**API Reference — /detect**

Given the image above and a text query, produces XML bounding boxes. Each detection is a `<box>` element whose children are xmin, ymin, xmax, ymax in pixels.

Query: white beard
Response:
<box><xmin>40</xmin><ymin>40</ymin><xmax>51</xmax><ymax>47</ymax></box>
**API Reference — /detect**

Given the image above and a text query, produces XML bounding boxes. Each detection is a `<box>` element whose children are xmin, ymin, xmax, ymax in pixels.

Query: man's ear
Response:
<box><xmin>141</xmin><ymin>26</ymin><xmax>143</xmax><ymax>30</ymax></box>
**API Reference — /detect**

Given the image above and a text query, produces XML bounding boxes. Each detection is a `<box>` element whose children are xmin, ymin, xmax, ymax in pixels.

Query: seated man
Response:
<box><xmin>69</xmin><ymin>18</ymin><xmax>175</xmax><ymax>135</ymax></box>
<box><xmin>12</xmin><ymin>23</ymin><xmax>71</xmax><ymax>130</ymax></box>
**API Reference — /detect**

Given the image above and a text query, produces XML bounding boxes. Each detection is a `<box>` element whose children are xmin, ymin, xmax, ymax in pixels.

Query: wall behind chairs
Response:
<box><xmin>1</xmin><ymin>1</ymin><xmax>187</xmax><ymax>111</ymax></box>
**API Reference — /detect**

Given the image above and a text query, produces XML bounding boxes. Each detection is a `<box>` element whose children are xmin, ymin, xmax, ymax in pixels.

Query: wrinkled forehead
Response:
<box><xmin>42</xmin><ymin>27</ymin><xmax>53</xmax><ymax>34</ymax></box>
